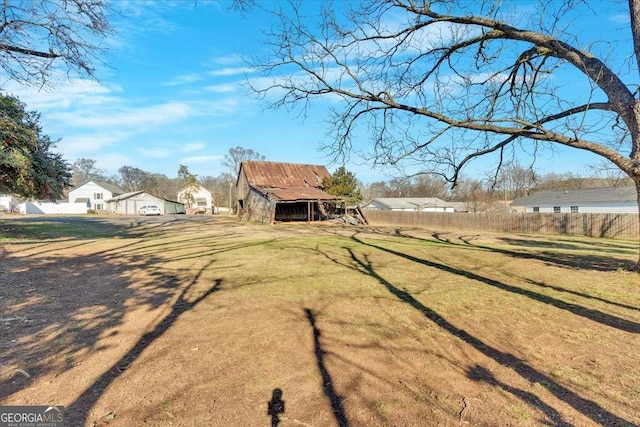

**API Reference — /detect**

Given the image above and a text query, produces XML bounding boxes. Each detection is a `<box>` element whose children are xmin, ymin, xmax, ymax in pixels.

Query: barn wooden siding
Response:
<box><xmin>363</xmin><ymin>211</ymin><xmax>640</xmax><ymax>239</ymax></box>
<box><xmin>241</xmin><ymin>189</ymin><xmax>274</xmax><ymax>224</ymax></box>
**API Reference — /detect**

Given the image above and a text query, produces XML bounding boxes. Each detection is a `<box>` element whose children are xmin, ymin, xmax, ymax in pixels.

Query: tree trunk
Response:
<box><xmin>635</xmin><ymin>180</ymin><xmax>640</xmax><ymax>271</ymax></box>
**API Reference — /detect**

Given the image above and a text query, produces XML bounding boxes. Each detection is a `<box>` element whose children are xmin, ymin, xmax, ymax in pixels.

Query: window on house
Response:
<box><xmin>554</xmin><ymin>206</ymin><xmax>561</xmax><ymax>213</ymax></box>
<box><xmin>95</xmin><ymin>203</ymin><xmax>103</xmax><ymax>210</ymax></box>
<box><xmin>532</xmin><ymin>207</ymin><xmax>540</xmax><ymax>212</ymax></box>
<box><xmin>571</xmin><ymin>206</ymin><xmax>579</xmax><ymax>213</ymax></box>
<box><xmin>94</xmin><ymin>193</ymin><xmax>103</xmax><ymax>200</ymax></box>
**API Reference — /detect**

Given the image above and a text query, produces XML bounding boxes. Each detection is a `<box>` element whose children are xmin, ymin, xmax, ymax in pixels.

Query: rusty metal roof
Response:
<box><xmin>240</xmin><ymin>161</ymin><xmax>331</xmax><ymax>188</ymax></box>
<box><xmin>257</xmin><ymin>186</ymin><xmax>343</xmax><ymax>202</ymax></box>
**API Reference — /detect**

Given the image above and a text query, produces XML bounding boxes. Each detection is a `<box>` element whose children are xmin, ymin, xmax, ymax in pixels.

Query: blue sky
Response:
<box><xmin>1</xmin><ymin>0</ymin><xmax>634</xmax><ymax>184</ymax></box>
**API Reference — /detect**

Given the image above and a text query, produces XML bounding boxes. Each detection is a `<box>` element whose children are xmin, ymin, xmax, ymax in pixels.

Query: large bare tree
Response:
<box><xmin>249</xmin><ymin>0</ymin><xmax>640</xmax><ymax>269</ymax></box>
<box><xmin>222</xmin><ymin>146</ymin><xmax>266</xmax><ymax>177</ymax></box>
<box><xmin>0</xmin><ymin>0</ymin><xmax>112</xmax><ymax>87</ymax></box>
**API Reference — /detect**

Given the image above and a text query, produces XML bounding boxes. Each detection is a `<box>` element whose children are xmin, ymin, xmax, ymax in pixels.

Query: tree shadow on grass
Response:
<box><xmin>304</xmin><ymin>308</ymin><xmax>350</xmax><ymax>427</ymax></box>
<box><xmin>466</xmin><ymin>365</ymin><xmax>571</xmax><ymax>427</ymax></box>
<box><xmin>352</xmin><ymin>234</ymin><xmax>640</xmax><ymax>334</ymax></box>
<box><xmin>0</xmin><ymin>246</ymin><xmax>181</xmax><ymax>401</ymax></box>
<box><xmin>498</xmin><ymin>236</ymin><xmax>637</xmax><ymax>255</ymax></box>
<box><xmin>520</xmin><ymin>277</ymin><xmax>640</xmax><ymax>313</ymax></box>
<box><xmin>0</xmin><ymin>216</ymin><xmax>250</xmax><ymax>425</ymax></box>
<box><xmin>65</xmin><ymin>275</ymin><xmax>222</xmax><ymax>426</ymax></box>
<box><xmin>339</xmin><ymin>240</ymin><xmax>635</xmax><ymax>427</ymax></box>
<box><xmin>385</xmin><ymin>229</ymin><xmax>639</xmax><ymax>312</ymax></box>
<box><xmin>428</xmin><ymin>231</ymin><xmax>635</xmax><ymax>271</ymax></box>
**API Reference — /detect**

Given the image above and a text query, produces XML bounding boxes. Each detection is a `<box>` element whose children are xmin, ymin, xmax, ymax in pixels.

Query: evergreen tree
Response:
<box><xmin>0</xmin><ymin>93</ymin><xmax>71</xmax><ymax>200</ymax></box>
<box><xmin>323</xmin><ymin>166</ymin><xmax>363</xmax><ymax>205</ymax></box>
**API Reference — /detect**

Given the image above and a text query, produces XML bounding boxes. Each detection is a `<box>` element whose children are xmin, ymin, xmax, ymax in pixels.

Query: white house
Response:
<box><xmin>68</xmin><ymin>181</ymin><xmax>126</xmax><ymax>212</ymax></box>
<box><xmin>177</xmin><ymin>184</ymin><xmax>214</xmax><ymax>214</ymax></box>
<box><xmin>510</xmin><ymin>186</ymin><xmax>639</xmax><ymax>214</ymax></box>
<box><xmin>0</xmin><ymin>194</ymin><xmax>20</xmax><ymax>213</ymax></box>
<box><xmin>362</xmin><ymin>197</ymin><xmax>456</xmax><ymax>213</ymax></box>
<box><xmin>105</xmin><ymin>191</ymin><xmax>185</xmax><ymax>215</ymax></box>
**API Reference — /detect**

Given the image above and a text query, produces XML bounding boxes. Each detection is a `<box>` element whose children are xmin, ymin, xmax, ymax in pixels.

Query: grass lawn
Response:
<box><xmin>1</xmin><ymin>215</ymin><xmax>639</xmax><ymax>426</ymax></box>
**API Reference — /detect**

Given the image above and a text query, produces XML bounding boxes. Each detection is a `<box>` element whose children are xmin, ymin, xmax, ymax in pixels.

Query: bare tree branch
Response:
<box><xmin>0</xmin><ymin>0</ymin><xmax>113</xmax><ymax>87</ymax></box>
<box><xmin>248</xmin><ymin>0</ymin><xmax>640</xmax><ymax>270</ymax></box>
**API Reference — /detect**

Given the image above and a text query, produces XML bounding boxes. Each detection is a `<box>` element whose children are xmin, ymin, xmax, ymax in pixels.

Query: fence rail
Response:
<box><xmin>363</xmin><ymin>211</ymin><xmax>640</xmax><ymax>239</ymax></box>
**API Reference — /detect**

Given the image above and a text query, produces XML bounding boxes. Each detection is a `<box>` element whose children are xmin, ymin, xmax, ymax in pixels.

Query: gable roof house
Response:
<box><xmin>510</xmin><ymin>186</ymin><xmax>639</xmax><ymax>214</ymax></box>
<box><xmin>105</xmin><ymin>191</ymin><xmax>185</xmax><ymax>215</ymax></box>
<box><xmin>363</xmin><ymin>197</ymin><xmax>456</xmax><ymax>212</ymax></box>
<box><xmin>68</xmin><ymin>181</ymin><xmax>126</xmax><ymax>212</ymax></box>
<box><xmin>236</xmin><ymin>161</ymin><xmax>343</xmax><ymax>223</ymax></box>
<box><xmin>177</xmin><ymin>184</ymin><xmax>214</xmax><ymax>214</ymax></box>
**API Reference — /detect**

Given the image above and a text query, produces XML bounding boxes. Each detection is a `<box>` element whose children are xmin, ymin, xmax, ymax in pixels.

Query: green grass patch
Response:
<box><xmin>0</xmin><ymin>217</ymin><xmax>129</xmax><ymax>241</ymax></box>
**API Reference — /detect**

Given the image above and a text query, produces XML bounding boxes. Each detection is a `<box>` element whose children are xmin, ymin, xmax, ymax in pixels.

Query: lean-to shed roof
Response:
<box><xmin>263</xmin><ymin>186</ymin><xmax>342</xmax><ymax>202</ymax></box>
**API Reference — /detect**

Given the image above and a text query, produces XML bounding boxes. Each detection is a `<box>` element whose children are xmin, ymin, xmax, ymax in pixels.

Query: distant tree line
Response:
<box><xmin>68</xmin><ymin>147</ymin><xmax>269</xmax><ymax>208</ymax></box>
<box><xmin>71</xmin><ymin>155</ymin><xmax>631</xmax><ymax>212</ymax></box>
<box><xmin>362</xmin><ymin>162</ymin><xmax>634</xmax><ymax>210</ymax></box>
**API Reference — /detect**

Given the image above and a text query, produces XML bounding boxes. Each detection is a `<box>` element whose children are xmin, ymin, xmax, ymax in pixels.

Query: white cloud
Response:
<box><xmin>247</xmin><ymin>70</ymin><xmax>346</xmax><ymax>104</ymax></box>
<box><xmin>209</xmin><ymin>67</ymin><xmax>254</xmax><ymax>76</ymax></box>
<box><xmin>139</xmin><ymin>147</ymin><xmax>173</xmax><ymax>158</ymax></box>
<box><xmin>3</xmin><ymin>78</ymin><xmax>118</xmax><ymax>111</ymax></box>
<box><xmin>213</xmin><ymin>54</ymin><xmax>244</xmax><ymax>65</ymax></box>
<box><xmin>189</xmin><ymin>98</ymin><xmax>241</xmax><ymax>115</ymax></box>
<box><xmin>609</xmin><ymin>13</ymin><xmax>629</xmax><ymax>23</ymax></box>
<box><xmin>183</xmin><ymin>142</ymin><xmax>206</xmax><ymax>152</ymax></box>
<box><xmin>162</xmin><ymin>73</ymin><xmax>205</xmax><ymax>86</ymax></box>
<box><xmin>180</xmin><ymin>155</ymin><xmax>223</xmax><ymax>163</ymax></box>
<box><xmin>95</xmin><ymin>153</ymin><xmax>135</xmax><ymax>172</ymax></box>
<box><xmin>204</xmin><ymin>83</ymin><xmax>237</xmax><ymax>93</ymax></box>
<box><xmin>57</xmin><ymin>132</ymin><xmax>131</xmax><ymax>157</ymax></box>
<box><xmin>49</xmin><ymin>102</ymin><xmax>193</xmax><ymax>128</ymax></box>
<box><xmin>112</xmin><ymin>0</ymin><xmax>183</xmax><ymax>34</ymax></box>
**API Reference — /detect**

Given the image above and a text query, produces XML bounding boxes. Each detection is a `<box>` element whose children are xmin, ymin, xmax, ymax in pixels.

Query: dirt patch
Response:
<box><xmin>1</xmin><ymin>215</ymin><xmax>639</xmax><ymax>426</ymax></box>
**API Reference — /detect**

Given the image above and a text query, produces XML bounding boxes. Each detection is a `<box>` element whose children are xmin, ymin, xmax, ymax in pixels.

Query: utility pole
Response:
<box><xmin>229</xmin><ymin>182</ymin><xmax>233</xmax><ymax>215</ymax></box>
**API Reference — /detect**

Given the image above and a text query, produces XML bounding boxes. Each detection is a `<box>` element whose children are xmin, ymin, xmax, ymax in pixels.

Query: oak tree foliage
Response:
<box><xmin>0</xmin><ymin>93</ymin><xmax>71</xmax><ymax>199</ymax></box>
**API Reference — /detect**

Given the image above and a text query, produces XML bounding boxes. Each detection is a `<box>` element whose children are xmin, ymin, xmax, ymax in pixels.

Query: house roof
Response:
<box><xmin>74</xmin><ymin>197</ymin><xmax>90</xmax><ymax>203</ymax></box>
<box><xmin>261</xmin><ymin>186</ymin><xmax>343</xmax><ymax>202</ymax></box>
<box><xmin>511</xmin><ymin>186</ymin><xmax>637</xmax><ymax>206</ymax></box>
<box><xmin>105</xmin><ymin>190</ymin><xmax>184</xmax><ymax>204</ymax></box>
<box><xmin>177</xmin><ymin>184</ymin><xmax>212</xmax><ymax>195</ymax></box>
<box><xmin>105</xmin><ymin>191</ymin><xmax>145</xmax><ymax>202</ymax></box>
<box><xmin>364</xmin><ymin>197</ymin><xmax>454</xmax><ymax>209</ymax></box>
<box><xmin>70</xmin><ymin>180</ymin><xmax>126</xmax><ymax>195</ymax></box>
<box><xmin>448</xmin><ymin>201</ymin><xmax>470</xmax><ymax>212</ymax></box>
<box><xmin>239</xmin><ymin>161</ymin><xmax>331</xmax><ymax>188</ymax></box>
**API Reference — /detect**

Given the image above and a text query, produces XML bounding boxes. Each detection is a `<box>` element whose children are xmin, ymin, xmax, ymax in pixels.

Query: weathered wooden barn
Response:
<box><xmin>236</xmin><ymin>161</ymin><xmax>342</xmax><ymax>223</ymax></box>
